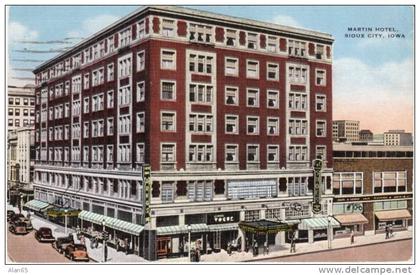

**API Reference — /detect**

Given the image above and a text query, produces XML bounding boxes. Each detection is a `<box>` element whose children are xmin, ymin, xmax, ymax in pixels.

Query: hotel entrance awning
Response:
<box><xmin>299</xmin><ymin>217</ymin><xmax>340</xmax><ymax>230</ymax></box>
<box><xmin>334</xmin><ymin>213</ymin><xmax>368</xmax><ymax>225</ymax></box>
<box><xmin>78</xmin><ymin>210</ymin><xmax>144</xmax><ymax>235</ymax></box>
<box><xmin>375</xmin><ymin>209</ymin><xmax>412</xmax><ymax>221</ymax></box>
<box><xmin>24</xmin><ymin>199</ymin><xmax>51</xmax><ymax>212</ymax></box>
<box><xmin>239</xmin><ymin>219</ymin><xmax>291</xmax><ymax>234</ymax></box>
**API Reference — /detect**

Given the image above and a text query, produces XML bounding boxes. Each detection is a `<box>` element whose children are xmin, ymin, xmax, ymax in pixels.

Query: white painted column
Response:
<box><xmin>308</xmin><ymin>229</ymin><xmax>314</xmax><ymax>243</ymax></box>
<box><xmin>179</xmin><ymin>214</ymin><xmax>185</xmax><ymax>226</ymax></box>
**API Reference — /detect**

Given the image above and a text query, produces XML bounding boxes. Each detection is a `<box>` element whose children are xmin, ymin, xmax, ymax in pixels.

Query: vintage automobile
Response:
<box><xmin>35</xmin><ymin>227</ymin><xmax>55</xmax><ymax>242</ymax></box>
<box><xmin>9</xmin><ymin>214</ymin><xmax>33</xmax><ymax>231</ymax></box>
<box><xmin>52</xmin><ymin>234</ymin><xmax>74</xmax><ymax>254</ymax></box>
<box><xmin>9</xmin><ymin>221</ymin><xmax>28</xmax><ymax>235</ymax></box>
<box><xmin>7</xmin><ymin>210</ymin><xmax>15</xmax><ymax>222</ymax></box>
<box><xmin>64</xmin><ymin>244</ymin><xmax>90</xmax><ymax>262</ymax></box>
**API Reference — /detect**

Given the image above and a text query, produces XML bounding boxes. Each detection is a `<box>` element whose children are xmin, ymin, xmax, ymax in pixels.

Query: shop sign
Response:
<box><xmin>333</xmin><ymin>193</ymin><xmax>412</xmax><ymax>203</ymax></box>
<box><xmin>312</xmin><ymin>159</ymin><xmax>323</xmax><ymax>213</ymax></box>
<box><xmin>207</xmin><ymin>212</ymin><xmax>239</xmax><ymax>224</ymax></box>
<box><xmin>143</xmin><ymin>164</ymin><xmax>152</xmax><ymax>223</ymax></box>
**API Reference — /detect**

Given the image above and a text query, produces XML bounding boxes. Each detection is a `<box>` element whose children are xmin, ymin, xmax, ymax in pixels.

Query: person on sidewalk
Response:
<box><xmin>389</xmin><ymin>225</ymin><xmax>394</xmax><ymax>238</ymax></box>
<box><xmin>385</xmin><ymin>225</ymin><xmax>389</xmax><ymax>239</ymax></box>
<box><xmin>263</xmin><ymin>241</ymin><xmax>269</xmax><ymax>255</ymax></box>
<box><xmin>350</xmin><ymin>230</ymin><xmax>355</xmax><ymax>244</ymax></box>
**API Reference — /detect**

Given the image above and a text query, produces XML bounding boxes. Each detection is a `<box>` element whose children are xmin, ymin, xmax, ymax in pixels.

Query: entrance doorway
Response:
<box><xmin>156</xmin><ymin>237</ymin><xmax>171</xmax><ymax>258</ymax></box>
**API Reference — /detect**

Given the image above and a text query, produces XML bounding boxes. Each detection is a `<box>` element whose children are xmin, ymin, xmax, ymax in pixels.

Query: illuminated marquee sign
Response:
<box><xmin>312</xmin><ymin>159</ymin><xmax>323</xmax><ymax>214</ymax></box>
<box><xmin>143</xmin><ymin>164</ymin><xmax>152</xmax><ymax>223</ymax></box>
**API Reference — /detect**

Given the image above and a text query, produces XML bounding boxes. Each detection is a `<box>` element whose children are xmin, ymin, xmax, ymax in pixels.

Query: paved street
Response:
<box><xmin>7</xmin><ymin>227</ymin><xmax>70</xmax><ymax>263</ymax></box>
<box><xmin>252</xmin><ymin>239</ymin><xmax>412</xmax><ymax>262</ymax></box>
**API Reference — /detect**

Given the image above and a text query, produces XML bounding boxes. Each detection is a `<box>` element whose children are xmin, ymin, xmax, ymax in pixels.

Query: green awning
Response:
<box><xmin>208</xmin><ymin>223</ymin><xmax>238</xmax><ymax>232</ymax></box>
<box><xmin>299</xmin><ymin>217</ymin><xmax>340</xmax><ymax>230</ymax></box>
<box><xmin>78</xmin><ymin>210</ymin><xmax>144</xmax><ymax>235</ymax></box>
<box><xmin>157</xmin><ymin>223</ymin><xmax>209</xmax><ymax>236</ymax></box>
<box><xmin>24</xmin><ymin>199</ymin><xmax>50</xmax><ymax>212</ymax></box>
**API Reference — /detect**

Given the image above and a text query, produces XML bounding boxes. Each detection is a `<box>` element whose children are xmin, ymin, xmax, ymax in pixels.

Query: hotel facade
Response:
<box><xmin>32</xmin><ymin>6</ymin><xmax>334</xmax><ymax>259</ymax></box>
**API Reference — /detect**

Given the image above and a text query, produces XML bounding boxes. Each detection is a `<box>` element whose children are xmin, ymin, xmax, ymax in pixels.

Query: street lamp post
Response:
<box><xmin>19</xmin><ymin>194</ymin><xmax>24</xmax><ymax>214</ymax></box>
<box><xmin>64</xmin><ymin>209</ymin><xmax>68</xmax><ymax>235</ymax></box>
<box><xmin>327</xmin><ymin>216</ymin><xmax>332</xmax><ymax>249</ymax></box>
<box><xmin>102</xmin><ymin>219</ymin><xmax>107</xmax><ymax>263</ymax></box>
<box><xmin>187</xmin><ymin>224</ymin><xmax>192</xmax><ymax>262</ymax></box>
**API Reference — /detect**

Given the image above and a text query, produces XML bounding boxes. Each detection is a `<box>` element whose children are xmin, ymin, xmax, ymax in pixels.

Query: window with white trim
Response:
<box><xmin>72</xmin><ymin>123</ymin><xmax>80</xmax><ymax>139</ymax></box>
<box><xmin>267</xmin><ymin>63</ymin><xmax>279</xmax><ymax>80</ymax></box>
<box><xmin>189</xmin><ymin>23</ymin><xmax>213</xmax><ymax>43</ymax></box>
<box><xmin>189</xmin><ymin>114</ymin><xmax>213</xmax><ymax>133</ymax></box>
<box><xmin>247</xmin><ymin>88</ymin><xmax>259</xmax><ymax>107</ymax></box>
<box><xmin>119</xmin><ymin>28</ymin><xmax>131</xmax><ymax>47</ymax></box>
<box><xmin>288</xmin><ymin>65</ymin><xmax>307</xmax><ymax>84</ymax></box>
<box><xmin>316</xmin><ymin>120</ymin><xmax>327</xmax><ymax>137</ymax></box>
<box><xmin>83</xmin><ymin>146</ymin><xmax>89</xmax><ymax>162</ymax></box>
<box><xmin>118</xmin><ymin>85</ymin><xmax>131</xmax><ymax>106</ymax></box>
<box><xmin>225</xmin><ymin>57</ymin><xmax>238</xmax><ymax>76</ymax></box>
<box><xmin>247</xmin><ymin>32</ymin><xmax>258</xmax><ymax>49</ymax></box>
<box><xmin>267</xmin><ymin>36</ymin><xmax>277</xmax><ymax>53</ymax></box>
<box><xmin>161</xmin><ymin>144</ymin><xmax>175</xmax><ymax>162</ymax></box>
<box><xmin>288</xmin><ymin>93</ymin><xmax>307</xmax><ymax>111</ymax></box>
<box><xmin>288</xmin><ymin>146</ymin><xmax>308</xmax><ymax>161</ymax></box>
<box><xmin>161</xmin><ymin>182</ymin><xmax>174</xmax><ymax>203</ymax></box>
<box><xmin>92</xmin><ymin>93</ymin><xmax>104</xmax><ymax>112</ymax></box>
<box><xmin>267</xmin><ymin>145</ymin><xmax>279</xmax><ymax>162</ymax></box>
<box><xmin>118</xmin><ymin>114</ymin><xmax>131</xmax><ymax>135</ymax></box>
<box><xmin>189</xmin><ymin>54</ymin><xmax>213</xmax><ymax>74</ymax></box>
<box><xmin>136</xmin><ymin>112</ymin><xmax>145</xmax><ymax>133</ymax></box>
<box><xmin>107</xmin><ymin>90</ymin><xmax>114</xmax><ymax>108</ymax></box>
<box><xmin>225</xmin><ymin>144</ymin><xmax>238</xmax><ymax>162</ymax></box>
<box><xmin>225</xmin><ymin>115</ymin><xmax>238</xmax><ymax>134</ymax></box>
<box><xmin>246</xmin><ymin>60</ymin><xmax>259</xmax><ymax>78</ymax></box>
<box><xmin>316</xmin><ymin>94</ymin><xmax>327</xmax><ymax>111</ymax></box>
<box><xmin>226</xmin><ymin>29</ymin><xmax>237</xmax><ymax>46</ymax></box>
<box><xmin>136</xmin><ymin>51</ymin><xmax>145</xmax><ymax>71</ymax></box>
<box><xmin>188</xmin><ymin>144</ymin><xmax>213</xmax><ymax>162</ymax></box>
<box><xmin>247</xmin><ymin>116</ymin><xmax>259</xmax><ymax>135</ymax></box>
<box><xmin>107</xmin><ymin>63</ymin><xmax>114</xmax><ymax>82</ymax></box>
<box><xmin>333</xmin><ymin>172</ymin><xmax>363</xmax><ymax>195</ymax></box>
<box><xmin>289</xmin><ymin>119</ymin><xmax>308</xmax><ymax>135</ymax></box>
<box><xmin>83</xmin><ymin>97</ymin><xmax>89</xmax><ymax>114</ymax></box>
<box><xmin>373</xmin><ymin>171</ymin><xmax>407</xmax><ymax>193</ymax></box>
<box><xmin>316</xmin><ymin>145</ymin><xmax>327</xmax><ymax>161</ymax></box>
<box><xmin>187</xmin><ymin>181</ymin><xmax>213</xmax><ymax>201</ymax></box>
<box><xmin>189</xmin><ymin>83</ymin><xmax>212</xmax><ymax>104</ymax></box>
<box><xmin>136</xmin><ymin>81</ymin><xmax>145</xmax><ymax>102</ymax></box>
<box><xmin>136</xmin><ymin>143</ymin><xmax>145</xmax><ymax>163</ymax></box>
<box><xmin>288</xmin><ymin>177</ymin><xmax>308</xmax><ymax>197</ymax></box>
<box><xmin>267</xmin><ymin>90</ymin><xmax>279</xmax><ymax>108</ymax></box>
<box><xmin>83</xmin><ymin>73</ymin><xmax>89</xmax><ymax>90</ymax></box>
<box><xmin>247</xmin><ymin>144</ymin><xmax>259</xmax><ymax>162</ymax></box>
<box><xmin>64</xmin><ymin>125</ymin><xmax>70</xmax><ymax>140</ymax></box>
<box><xmin>118</xmin><ymin>144</ymin><xmax>131</xmax><ymax>162</ymax></box>
<box><xmin>161</xmin><ymin>81</ymin><xmax>175</xmax><ymax>100</ymax></box>
<box><xmin>288</xmin><ymin>39</ymin><xmax>306</xmax><ymax>57</ymax></box>
<box><xmin>267</xmin><ymin>117</ymin><xmax>279</xmax><ymax>135</ymax></box>
<box><xmin>225</xmin><ymin>86</ymin><xmax>239</xmax><ymax>105</ymax></box>
<box><xmin>107</xmin><ymin>117</ymin><xmax>114</xmax><ymax>136</ymax></box>
<box><xmin>118</xmin><ymin>55</ymin><xmax>132</xmax><ymax>78</ymax></box>
<box><xmin>107</xmin><ymin>145</ymin><xmax>113</xmax><ymax>163</ymax></box>
<box><xmin>92</xmin><ymin>67</ymin><xmax>104</xmax><ymax>86</ymax></box>
<box><xmin>137</xmin><ymin>20</ymin><xmax>145</xmax><ymax>39</ymax></box>
<box><xmin>162</xmin><ymin>19</ymin><xmax>176</xmax><ymax>37</ymax></box>
<box><xmin>161</xmin><ymin>112</ymin><xmax>175</xmax><ymax>132</ymax></box>
<box><xmin>316</xmin><ymin>69</ymin><xmax>326</xmax><ymax>86</ymax></box>
<box><xmin>161</xmin><ymin>49</ymin><xmax>176</xmax><ymax>70</ymax></box>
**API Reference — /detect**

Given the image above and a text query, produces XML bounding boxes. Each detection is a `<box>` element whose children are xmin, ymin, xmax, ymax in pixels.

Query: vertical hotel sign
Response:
<box><xmin>143</xmin><ymin>164</ymin><xmax>152</xmax><ymax>223</ymax></box>
<box><xmin>312</xmin><ymin>159</ymin><xmax>323</xmax><ymax>214</ymax></box>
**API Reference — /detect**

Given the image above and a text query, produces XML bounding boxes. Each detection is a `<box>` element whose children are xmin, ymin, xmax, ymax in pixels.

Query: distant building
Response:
<box><xmin>384</xmin><ymin>130</ymin><xmax>413</xmax><ymax>146</ymax></box>
<box><xmin>359</xmin><ymin>129</ymin><xmax>373</xmax><ymax>142</ymax></box>
<box><xmin>8</xmin><ymin>85</ymin><xmax>36</xmax><ymax>132</ymax></box>
<box><xmin>370</xmin><ymin>134</ymin><xmax>384</xmax><ymax>145</ymax></box>
<box><xmin>332</xmin><ymin>120</ymin><xmax>360</xmax><ymax>142</ymax></box>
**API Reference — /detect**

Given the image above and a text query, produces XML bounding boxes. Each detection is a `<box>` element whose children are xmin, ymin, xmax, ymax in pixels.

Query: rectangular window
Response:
<box><xmin>225</xmin><ymin>144</ymin><xmax>238</xmax><ymax>162</ymax></box>
<box><xmin>246</xmin><ymin>60</ymin><xmax>259</xmax><ymax>79</ymax></box>
<box><xmin>118</xmin><ymin>86</ymin><xmax>131</xmax><ymax>106</ymax></box>
<box><xmin>288</xmin><ymin>39</ymin><xmax>306</xmax><ymax>57</ymax></box>
<box><xmin>267</xmin><ymin>36</ymin><xmax>277</xmax><ymax>53</ymax></box>
<box><xmin>107</xmin><ymin>90</ymin><xmax>114</xmax><ymax>108</ymax></box>
<box><xmin>267</xmin><ymin>145</ymin><xmax>279</xmax><ymax>162</ymax></box>
<box><xmin>107</xmin><ymin>145</ymin><xmax>113</xmax><ymax>163</ymax></box>
<box><xmin>118</xmin><ymin>55</ymin><xmax>132</xmax><ymax>78</ymax></box>
<box><xmin>107</xmin><ymin>117</ymin><xmax>114</xmax><ymax>136</ymax></box>
<box><xmin>161</xmin><ymin>144</ymin><xmax>175</xmax><ymax>162</ymax></box>
<box><xmin>316</xmin><ymin>120</ymin><xmax>327</xmax><ymax>137</ymax></box>
<box><xmin>289</xmin><ymin>93</ymin><xmax>308</xmax><ymax>111</ymax></box>
<box><xmin>119</xmin><ymin>28</ymin><xmax>131</xmax><ymax>47</ymax></box>
<box><xmin>225</xmin><ymin>115</ymin><xmax>238</xmax><ymax>134</ymax></box>
<box><xmin>107</xmin><ymin>63</ymin><xmax>114</xmax><ymax>82</ymax></box>
<box><xmin>226</xmin><ymin>29</ymin><xmax>237</xmax><ymax>46</ymax></box>
<box><xmin>267</xmin><ymin>90</ymin><xmax>279</xmax><ymax>108</ymax></box>
<box><xmin>189</xmin><ymin>23</ymin><xmax>213</xmax><ymax>44</ymax></box>
<box><xmin>189</xmin><ymin>84</ymin><xmax>213</xmax><ymax>104</ymax></box>
<box><xmin>92</xmin><ymin>67</ymin><xmax>104</xmax><ymax>86</ymax></box>
<box><xmin>162</xmin><ymin>19</ymin><xmax>176</xmax><ymax>37</ymax></box>
<box><xmin>83</xmin><ymin>97</ymin><xmax>89</xmax><ymax>113</ymax></box>
<box><xmin>161</xmin><ymin>81</ymin><xmax>176</xmax><ymax>100</ymax></box>
<box><xmin>136</xmin><ymin>143</ymin><xmax>145</xmax><ymax>163</ymax></box>
<box><xmin>288</xmin><ymin>65</ymin><xmax>307</xmax><ymax>84</ymax></box>
<box><xmin>316</xmin><ymin>94</ymin><xmax>327</xmax><ymax>111</ymax></box>
<box><xmin>225</xmin><ymin>86</ymin><xmax>239</xmax><ymax>105</ymax></box>
<box><xmin>227</xmin><ymin>180</ymin><xmax>277</xmax><ymax>200</ymax></box>
<box><xmin>288</xmin><ymin>146</ymin><xmax>308</xmax><ymax>161</ymax></box>
<box><xmin>247</xmin><ymin>116</ymin><xmax>259</xmax><ymax>135</ymax></box>
<box><xmin>247</xmin><ymin>144</ymin><xmax>259</xmax><ymax>162</ymax></box>
<box><xmin>267</xmin><ymin>117</ymin><xmax>279</xmax><ymax>135</ymax></box>
<box><xmin>316</xmin><ymin>69</ymin><xmax>326</xmax><ymax>86</ymax></box>
<box><xmin>316</xmin><ymin>146</ymin><xmax>327</xmax><ymax>160</ymax></box>
<box><xmin>161</xmin><ymin>49</ymin><xmax>176</xmax><ymax>70</ymax></box>
<box><xmin>84</xmin><ymin>122</ymin><xmax>90</xmax><ymax>138</ymax></box>
<box><xmin>267</xmin><ymin>63</ymin><xmax>279</xmax><ymax>80</ymax></box>
<box><xmin>136</xmin><ymin>81</ymin><xmax>145</xmax><ymax>102</ymax></box>
<box><xmin>161</xmin><ymin>112</ymin><xmax>176</xmax><ymax>132</ymax></box>
<box><xmin>161</xmin><ymin>182</ymin><xmax>174</xmax><ymax>203</ymax></box>
<box><xmin>225</xmin><ymin>57</ymin><xmax>238</xmax><ymax>76</ymax></box>
<box><xmin>189</xmin><ymin>54</ymin><xmax>213</xmax><ymax>74</ymax></box>
<box><xmin>137</xmin><ymin>20</ymin><xmax>145</xmax><ymax>39</ymax></box>
<box><xmin>136</xmin><ymin>112</ymin><xmax>145</xmax><ymax>133</ymax></box>
<box><xmin>83</xmin><ymin>73</ymin><xmax>89</xmax><ymax>90</ymax></box>
<box><xmin>247</xmin><ymin>88</ymin><xmax>259</xmax><ymax>107</ymax></box>
<box><xmin>247</xmin><ymin>33</ymin><xmax>258</xmax><ymax>49</ymax></box>
<box><xmin>137</xmin><ymin>51</ymin><xmax>145</xmax><ymax>71</ymax></box>
<box><xmin>333</xmin><ymin>172</ymin><xmax>363</xmax><ymax>195</ymax></box>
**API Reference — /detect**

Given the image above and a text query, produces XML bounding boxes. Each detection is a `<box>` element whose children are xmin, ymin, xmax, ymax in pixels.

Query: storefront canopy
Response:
<box><xmin>299</xmin><ymin>217</ymin><xmax>340</xmax><ymax>230</ymax></box>
<box><xmin>78</xmin><ymin>210</ymin><xmax>144</xmax><ymax>236</ymax></box>
<box><xmin>239</xmin><ymin>219</ymin><xmax>291</xmax><ymax>234</ymax></box>
<box><xmin>157</xmin><ymin>224</ymin><xmax>209</xmax><ymax>236</ymax></box>
<box><xmin>375</xmin><ymin>209</ymin><xmax>412</xmax><ymax>221</ymax></box>
<box><xmin>334</xmin><ymin>214</ymin><xmax>368</xmax><ymax>225</ymax></box>
<box><xmin>24</xmin><ymin>199</ymin><xmax>51</xmax><ymax>212</ymax></box>
<box><xmin>47</xmin><ymin>207</ymin><xmax>81</xmax><ymax>218</ymax></box>
<box><xmin>208</xmin><ymin>223</ymin><xmax>238</xmax><ymax>232</ymax></box>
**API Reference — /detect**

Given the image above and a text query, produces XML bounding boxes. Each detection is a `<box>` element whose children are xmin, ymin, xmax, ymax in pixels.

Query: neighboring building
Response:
<box><xmin>384</xmin><ymin>130</ymin><xmax>413</xmax><ymax>146</ymax></box>
<box><xmin>32</xmin><ymin>6</ymin><xmax>334</xmax><ymax>259</ymax></box>
<box><xmin>333</xmin><ymin>144</ymin><xmax>413</xmax><ymax>239</ymax></box>
<box><xmin>8</xmin><ymin>85</ymin><xmax>36</xmax><ymax>132</ymax></box>
<box><xmin>332</xmin><ymin>120</ymin><xmax>360</xmax><ymax>142</ymax></box>
<box><xmin>7</xmin><ymin>127</ymin><xmax>35</xmax><ymax>205</ymax></box>
<box><xmin>359</xmin><ymin>129</ymin><xmax>373</xmax><ymax>142</ymax></box>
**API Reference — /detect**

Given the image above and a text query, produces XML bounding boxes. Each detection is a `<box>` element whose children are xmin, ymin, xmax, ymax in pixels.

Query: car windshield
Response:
<box><xmin>40</xmin><ymin>228</ymin><xmax>52</xmax><ymax>234</ymax></box>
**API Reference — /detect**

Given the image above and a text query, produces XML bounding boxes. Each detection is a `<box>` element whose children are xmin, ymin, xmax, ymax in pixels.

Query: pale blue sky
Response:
<box><xmin>7</xmin><ymin>5</ymin><xmax>414</xmax><ymax>132</ymax></box>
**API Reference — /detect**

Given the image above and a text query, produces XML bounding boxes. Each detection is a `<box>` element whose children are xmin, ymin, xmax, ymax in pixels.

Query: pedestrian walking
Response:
<box><xmin>350</xmin><ymin>230</ymin><xmax>355</xmax><ymax>244</ymax></box>
<box><xmin>263</xmin><ymin>240</ymin><xmax>269</xmax><ymax>255</ymax></box>
<box><xmin>385</xmin><ymin>225</ymin><xmax>389</xmax><ymax>239</ymax></box>
<box><xmin>253</xmin><ymin>240</ymin><xmax>258</xmax><ymax>256</ymax></box>
<box><xmin>389</xmin><ymin>225</ymin><xmax>394</xmax><ymax>238</ymax></box>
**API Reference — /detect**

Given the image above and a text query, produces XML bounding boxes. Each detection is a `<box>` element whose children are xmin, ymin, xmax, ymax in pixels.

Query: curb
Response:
<box><xmin>243</xmin><ymin>237</ymin><xmax>412</xmax><ymax>262</ymax></box>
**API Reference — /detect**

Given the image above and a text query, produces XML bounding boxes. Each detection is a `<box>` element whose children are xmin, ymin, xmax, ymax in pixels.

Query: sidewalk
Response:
<box><xmin>7</xmin><ymin>205</ymin><xmax>147</xmax><ymax>263</ymax></box>
<box><xmin>160</xmin><ymin>229</ymin><xmax>413</xmax><ymax>263</ymax></box>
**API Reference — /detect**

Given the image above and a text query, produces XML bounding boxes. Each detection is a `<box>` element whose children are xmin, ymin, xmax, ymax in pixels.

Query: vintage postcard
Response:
<box><xmin>3</xmin><ymin>2</ymin><xmax>415</xmax><ymax>274</ymax></box>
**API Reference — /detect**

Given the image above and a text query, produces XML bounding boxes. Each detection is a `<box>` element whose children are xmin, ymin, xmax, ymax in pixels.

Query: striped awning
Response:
<box><xmin>157</xmin><ymin>223</ymin><xmax>208</xmax><ymax>236</ymax></box>
<box><xmin>299</xmin><ymin>217</ymin><xmax>340</xmax><ymax>230</ymax></box>
<box><xmin>208</xmin><ymin>223</ymin><xmax>238</xmax><ymax>232</ymax></box>
<box><xmin>78</xmin><ymin>210</ymin><xmax>144</xmax><ymax>235</ymax></box>
<box><xmin>24</xmin><ymin>199</ymin><xmax>51</xmax><ymax>212</ymax></box>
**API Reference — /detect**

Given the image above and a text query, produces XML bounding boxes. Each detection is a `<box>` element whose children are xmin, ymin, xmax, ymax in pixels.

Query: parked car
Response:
<box><xmin>9</xmin><ymin>221</ymin><xmax>28</xmax><ymax>235</ymax></box>
<box><xmin>9</xmin><ymin>214</ymin><xmax>33</xmax><ymax>231</ymax></box>
<box><xmin>52</xmin><ymin>234</ymin><xmax>74</xmax><ymax>254</ymax></box>
<box><xmin>35</xmin><ymin>227</ymin><xmax>55</xmax><ymax>242</ymax></box>
<box><xmin>64</xmin><ymin>244</ymin><xmax>89</xmax><ymax>262</ymax></box>
<box><xmin>7</xmin><ymin>210</ymin><xmax>15</xmax><ymax>222</ymax></box>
